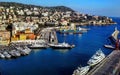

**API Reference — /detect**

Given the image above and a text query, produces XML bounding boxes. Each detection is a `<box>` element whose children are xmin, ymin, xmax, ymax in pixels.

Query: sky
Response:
<box><xmin>0</xmin><ymin>0</ymin><xmax>120</xmax><ymax>17</ymax></box>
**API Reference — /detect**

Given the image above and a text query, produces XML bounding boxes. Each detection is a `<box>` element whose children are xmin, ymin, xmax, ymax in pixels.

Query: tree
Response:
<box><xmin>6</xmin><ymin>23</ymin><xmax>13</xmax><ymax>42</ymax></box>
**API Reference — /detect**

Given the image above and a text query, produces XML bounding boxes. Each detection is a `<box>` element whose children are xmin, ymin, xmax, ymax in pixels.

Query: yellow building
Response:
<box><xmin>19</xmin><ymin>34</ymin><xmax>27</xmax><ymax>40</ymax></box>
<box><xmin>0</xmin><ymin>30</ymin><xmax>10</xmax><ymax>45</ymax></box>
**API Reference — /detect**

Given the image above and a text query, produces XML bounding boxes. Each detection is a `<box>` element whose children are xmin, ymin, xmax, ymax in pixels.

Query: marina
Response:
<box><xmin>0</xmin><ymin>0</ymin><xmax>119</xmax><ymax>75</ymax></box>
<box><xmin>0</xmin><ymin>17</ymin><xmax>119</xmax><ymax>75</ymax></box>
<box><xmin>0</xmin><ymin>43</ymin><xmax>31</xmax><ymax>59</ymax></box>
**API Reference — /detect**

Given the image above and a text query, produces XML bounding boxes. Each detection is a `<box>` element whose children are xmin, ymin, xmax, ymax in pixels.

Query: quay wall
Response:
<box><xmin>87</xmin><ymin>50</ymin><xmax>120</xmax><ymax>75</ymax></box>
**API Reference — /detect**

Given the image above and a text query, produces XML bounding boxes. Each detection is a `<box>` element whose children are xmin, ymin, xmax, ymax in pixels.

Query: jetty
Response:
<box><xmin>38</xmin><ymin>27</ymin><xmax>58</xmax><ymax>44</ymax></box>
<box><xmin>87</xmin><ymin>50</ymin><xmax>120</xmax><ymax>75</ymax></box>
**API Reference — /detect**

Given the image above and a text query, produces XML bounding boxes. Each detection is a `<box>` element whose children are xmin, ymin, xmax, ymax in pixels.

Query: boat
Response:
<box><xmin>3</xmin><ymin>51</ymin><xmax>11</xmax><ymax>59</ymax></box>
<box><xmin>15</xmin><ymin>51</ymin><xmax>21</xmax><ymax>57</ymax></box>
<box><xmin>104</xmin><ymin>45</ymin><xmax>115</xmax><ymax>49</ymax></box>
<box><xmin>23</xmin><ymin>46</ymin><xmax>31</xmax><ymax>55</ymax></box>
<box><xmin>59</xmin><ymin>29</ymin><xmax>83</xmax><ymax>34</ymax></box>
<box><xmin>72</xmin><ymin>66</ymin><xmax>90</xmax><ymax>75</ymax></box>
<box><xmin>77</xmin><ymin>27</ymin><xmax>89</xmax><ymax>32</ymax></box>
<box><xmin>87</xmin><ymin>49</ymin><xmax>105</xmax><ymax>66</ymax></box>
<box><xmin>105</xmin><ymin>27</ymin><xmax>120</xmax><ymax>49</ymax></box>
<box><xmin>28</xmin><ymin>43</ymin><xmax>48</xmax><ymax>49</ymax></box>
<box><xmin>49</xmin><ymin>42</ymin><xmax>75</xmax><ymax>49</ymax></box>
<box><xmin>16</xmin><ymin>46</ymin><xmax>31</xmax><ymax>55</ymax></box>
<box><xmin>59</xmin><ymin>23</ymin><xmax>89</xmax><ymax>34</ymax></box>
<box><xmin>0</xmin><ymin>53</ymin><xmax>5</xmax><ymax>59</ymax></box>
<box><xmin>9</xmin><ymin>50</ymin><xmax>17</xmax><ymax>57</ymax></box>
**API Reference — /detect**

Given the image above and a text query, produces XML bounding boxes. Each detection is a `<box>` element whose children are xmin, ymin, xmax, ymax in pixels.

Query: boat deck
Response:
<box><xmin>87</xmin><ymin>50</ymin><xmax>120</xmax><ymax>75</ymax></box>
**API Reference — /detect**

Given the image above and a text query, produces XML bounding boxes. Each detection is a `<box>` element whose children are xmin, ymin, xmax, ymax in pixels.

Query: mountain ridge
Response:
<box><xmin>0</xmin><ymin>2</ymin><xmax>74</xmax><ymax>12</ymax></box>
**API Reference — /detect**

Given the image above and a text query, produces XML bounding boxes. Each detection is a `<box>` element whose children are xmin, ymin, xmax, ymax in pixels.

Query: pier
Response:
<box><xmin>38</xmin><ymin>28</ymin><xmax>58</xmax><ymax>44</ymax></box>
<box><xmin>87</xmin><ymin>50</ymin><xmax>120</xmax><ymax>75</ymax></box>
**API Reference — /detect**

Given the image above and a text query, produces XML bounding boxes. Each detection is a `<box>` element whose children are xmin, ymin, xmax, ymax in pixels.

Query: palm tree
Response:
<box><xmin>6</xmin><ymin>23</ymin><xmax>13</xmax><ymax>42</ymax></box>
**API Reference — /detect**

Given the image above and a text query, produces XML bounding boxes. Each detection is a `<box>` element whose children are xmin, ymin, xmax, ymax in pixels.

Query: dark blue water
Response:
<box><xmin>0</xmin><ymin>17</ymin><xmax>120</xmax><ymax>75</ymax></box>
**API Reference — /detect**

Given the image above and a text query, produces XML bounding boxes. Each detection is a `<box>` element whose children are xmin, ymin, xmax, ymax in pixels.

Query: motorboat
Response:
<box><xmin>0</xmin><ymin>53</ymin><xmax>5</xmax><ymax>59</ymax></box>
<box><xmin>104</xmin><ymin>45</ymin><xmax>115</xmax><ymax>49</ymax></box>
<box><xmin>49</xmin><ymin>42</ymin><xmax>75</xmax><ymax>49</ymax></box>
<box><xmin>3</xmin><ymin>51</ymin><xmax>11</xmax><ymax>59</ymax></box>
<box><xmin>72</xmin><ymin>66</ymin><xmax>90</xmax><ymax>75</ymax></box>
<box><xmin>28</xmin><ymin>43</ymin><xmax>48</xmax><ymax>49</ymax></box>
<box><xmin>87</xmin><ymin>49</ymin><xmax>105</xmax><ymax>66</ymax></box>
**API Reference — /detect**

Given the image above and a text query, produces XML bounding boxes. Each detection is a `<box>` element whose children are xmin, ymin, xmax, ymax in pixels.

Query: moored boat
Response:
<box><xmin>49</xmin><ymin>42</ymin><xmax>75</xmax><ymax>49</ymax></box>
<box><xmin>104</xmin><ymin>45</ymin><xmax>115</xmax><ymax>49</ymax></box>
<box><xmin>28</xmin><ymin>43</ymin><xmax>48</xmax><ymax>49</ymax></box>
<box><xmin>59</xmin><ymin>30</ymin><xmax>83</xmax><ymax>34</ymax></box>
<box><xmin>72</xmin><ymin>66</ymin><xmax>90</xmax><ymax>75</ymax></box>
<box><xmin>0</xmin><ymin>53</ymin><xmax>5</xmax><ymax>59</ymax></box>
<box><xmin>87</xmin><ymin>49</ymin><xmax>105</xmax><ymax>66</ymax></box>
<box><xmin>3</xmin><ymin>51</ymin><xmax>11</xmax><ymax>59</ymax></box>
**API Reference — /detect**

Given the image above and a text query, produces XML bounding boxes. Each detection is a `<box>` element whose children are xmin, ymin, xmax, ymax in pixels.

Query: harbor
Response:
<box><xmin>0</xmin><ymin>18</ymin><xmax>119</xmax><ymax>75</ymax></box>
<box><xmin>0</xmin><ymin>27</ymin><xmax>76</xmax><ymax>59</ymax></box>
<box><xmin>0</xmin><ymin>1</ymin><xmax>119</xmax><ymax>75</ymax></box>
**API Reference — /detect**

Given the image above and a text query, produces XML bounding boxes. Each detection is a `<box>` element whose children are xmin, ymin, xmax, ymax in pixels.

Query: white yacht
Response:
<box><xmin>49</xmin><ymin>42</ymin><xmax>75</xmax><ymax>49</ymax></box>
<box><xmin>28</xmin><ymin>43</ymin><xmax>48</xmax><ymax>49</ymax></box>
<box><xmin>72</xmin><ymin>66</ymin><xmax>90</xmax><ymax>75</ymax></box>
<box><xmin>9</xmin><ymin>50</ymin><xmax>17</xmax><ymax>57</ymax></box>
<box><xmin>87</xmin><ymin>49</ymin><xmax>105</xmax><ymax>66</ymax></box>
<box><xmin>23</xmin><ymin>46</ymin><xmax>31</xmax><ymax>55</ymax></box>
<box><xmin>104</xmin><ymin>45</ymin><xmax>115</xmax><ymax>49</ymax></box>
<box><xmin>16</xmin><ymin>46</ymin><xmax>31</xmax><ymax>55</ymax></box>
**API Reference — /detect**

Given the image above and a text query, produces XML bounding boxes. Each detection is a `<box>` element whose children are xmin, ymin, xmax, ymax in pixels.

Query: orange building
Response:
<box><xmin>24</xmin><ymin>28</ymin><xmax>36</xmax><ymax>40</ymax></box>
<box><xmin>26</xmin><ymin>33</ymin><xmax>36</xmax><ymax>40</ymax></box>
<box><xmin>11</xmin><ymin>36</ymin><xmax>19</xmax><ymax>41</ymax></box>
<box><xmin>11</xmin><ymin>28</ymin><xmax>36</xmax><ymax>41</ymax></box>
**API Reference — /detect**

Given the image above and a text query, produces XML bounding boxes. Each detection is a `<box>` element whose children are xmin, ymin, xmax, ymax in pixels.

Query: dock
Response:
<box><xmin>38</xmin><ymin>28</ymin><xmax>58</xmax><ymax>44</ymax></box>
<box><xmin>87</xmin><ymin>50</ymin><xmax>120</xmax><ymax>75</ymax></box>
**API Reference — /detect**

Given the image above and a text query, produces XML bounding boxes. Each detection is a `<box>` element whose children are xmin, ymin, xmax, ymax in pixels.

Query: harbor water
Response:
<box><xmin>0</xmin><ymin>17</ymin><xmax>120</xmax><ymax>75</ymax></box>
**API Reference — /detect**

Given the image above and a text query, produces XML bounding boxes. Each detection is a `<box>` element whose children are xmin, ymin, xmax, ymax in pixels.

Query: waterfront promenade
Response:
<box><xmin>87</xmin><ymin>50</ymin><xmax>120</xmax><ymax>75</ymax></box>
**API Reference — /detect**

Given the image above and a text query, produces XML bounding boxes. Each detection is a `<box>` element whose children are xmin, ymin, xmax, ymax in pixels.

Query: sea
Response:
<box><xmin>0</xmin><ymin>17</ymin><xmax>120</xmax><ymax>75</ymax></box>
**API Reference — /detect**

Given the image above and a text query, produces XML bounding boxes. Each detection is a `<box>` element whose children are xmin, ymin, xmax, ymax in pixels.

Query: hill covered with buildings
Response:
<box><xmin>0</xmin><ymin>2</ymin><xmax>116</xmax><ymax>45</ymax></box>
<box><xmin>0</xmin><ymin>2</ymin><xmax>115</xmax><ymax>27</ymax></box>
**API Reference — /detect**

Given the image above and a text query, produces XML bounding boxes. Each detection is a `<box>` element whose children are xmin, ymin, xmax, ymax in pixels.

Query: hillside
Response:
<box><xmin>0</xmin><ymin>2</ymin><xmax>74</xmax><ymax>12</ymax></box>
<box><xmin>0</xmin><ymin>2</ymin><xmax>115</xmax><ymax>26</ymax></box>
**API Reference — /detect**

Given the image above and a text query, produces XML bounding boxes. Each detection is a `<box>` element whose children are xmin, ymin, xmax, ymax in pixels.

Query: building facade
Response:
<box><xmin>0</xmin><ymin>31</ymin><xmax>10</xmax><ymax>45</ymax></box>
